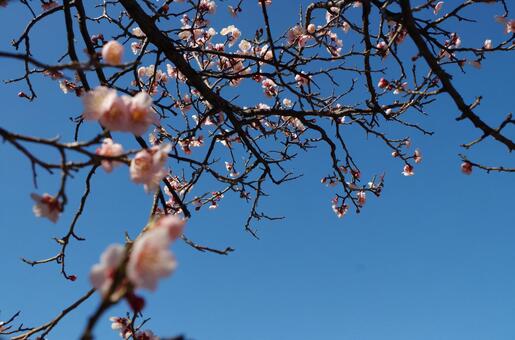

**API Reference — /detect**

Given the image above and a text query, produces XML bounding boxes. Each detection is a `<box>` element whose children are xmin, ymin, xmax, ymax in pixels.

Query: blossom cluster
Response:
<box><xmin>90</xmin><ymin>215</ymin><xmax>185</xmax><ymax>299</ymax></box>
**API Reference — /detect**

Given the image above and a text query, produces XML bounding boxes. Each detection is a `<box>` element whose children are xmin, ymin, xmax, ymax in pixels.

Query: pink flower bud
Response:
<box><xmin>461</xmin><ymin>161</ymin><xmax>473</xmax><ymax>175</ymax></box>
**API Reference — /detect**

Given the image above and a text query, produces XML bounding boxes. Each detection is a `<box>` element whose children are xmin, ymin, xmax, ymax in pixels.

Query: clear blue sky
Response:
<box><xmin>1</xmin><ymin>1</ymin><xmax>514</xmax><ymax>340</ymax></box>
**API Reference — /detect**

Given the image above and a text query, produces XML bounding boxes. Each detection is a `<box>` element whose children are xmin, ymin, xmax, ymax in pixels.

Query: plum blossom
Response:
<box><xmin>461</xmin><ymin>161</ymin><xmax>473</xmax><ymax>175</ymax></box>
<box><xmin>357</xmin><ymin>191</ymin><xmax>366</xmax><ymax>206</ymax></box>
<box><xmin>342</xmin><ymin>21</ymin><xmax>350</xmax><ymax>33</ymax></box>
<box><xmin>82</xmin><ymin>86</ymin><xmax>128</xmax><ymax>130</ymax></box>
<box><xmin>295</xmin><ymin>72</ymin><xmax>310</xmax><ymax>87</ymax></box>
<box><xmin>225</xmin><ymin>161</ymin><xmax>240</xmax><ymax>177</ymax></box>
<box><xmin>110</xmin><ymin>316</ymin><xmax>132</xmax><ymax>339</ymax></box>
<box><xmin>96</xmin><ymin>138</ymin><xmax>124</xmax><ymax>172</ymax></box>
<box><xmin>331</xmin><ymin>197</ymin><xmax>349</xmax><ymax>218</ymax></box>
<box><xmin>507</xmin><ymin>20</ymin><xmax>515</xmax><ymax>34</ymax></box>
<box><xmin>402</xmin><ymin>164</ymin><xmax>414</xmax><ymax>176</ymax></box>
<box><xmin>376</xmin><ymin>41</ymin><xmax>388</xmax><ymax>58</ymax></box>
<box><xmin>82</xmin><ymin>87</ymin><xmax>157</xmax><ymax>134</ymax></box>
<box><xmin>377</xmin><ymin>77</ymin><xmax>389</xmax><ymax>89</ymax></box>
<box><xmin>126</xmin><ymin>92</ymin><xmax>158</xmax><ymax>135</ymax></box>
<box><xmin>262</xmin><ymin>78</ymin><xmax>278</xmax><ymax>97</ymax></box>
<box><xmin>150</xmin><ymin>215</ymin><xmax>186</xmax><ymax>241</ymax></box>
<box><xmin>484</xmin><ymin>39</ymin><xmax>492</xmax><ymax>49</ymax></box>
<box><xmin>220</xmin><ymin>25</ymin><xmax>241</xmax><ymax>46</ymax></box>
<box><xmin>414</xmin><ymin>149</ymin><xmax>422</xmax><ymax>164</ymax></box>
<box><xmin>126</xmin><ymin>227</ymin><xmax>178</xmax><ymax>291</ymax></box>
<box><xmin>132</xmin><ymin>27</ymin><xmax>145</xmax><ymax>38</ymax></box>
<box><xmin>326</xmin><ymin>7</ymin><xmax>339</xmax><ymax>23</ymax></box>
<box><xmin>199</xmin><ymin>0</ymin><xmax>216</xmax><ymax>14</ymax></box>
<box><xmin>102</xmin><ymin>40</ymin><xmax>124</xmax><ymax>66</ymax></box>
<box><xmin>131</xmin><ymin>42</ymin><xmax>142</xmax><ymax>55</ymax></box>
<box><xmin>41</xmin><ymin>1</ymin><xmax>58</xmax><ymax>11</ymax></box>
<box><xmin>90</xmin><ymin>244</ymin><xmax>125</xmax><ymax>296</ymax></box>
<box><xmin>135</xmin><ymin>330</ymin><xmax>160</xmax><ymax>340</ymax></box>
<box><xmin>239</xmin><ymin>39</ymin><xmax>251</xmax><ymax>52</ymax></box>
<box><xmin>433</xmin><ymin>1</ymin><xmax>444</xmax><ymax>15</ymax></box>
<box><xmin>130</xmin><ymin>144</ymin><xmax>171</xmax><ymax>193</ymax></box>
<box><xmin>31</xmin><ymin>193</ymin><xmax>62</xmax><ymax>223</ymax></box>
<box><xmin>393</xmin><ymin>82</ymin><xmax>408</xmax><ymax>95</ymax></box>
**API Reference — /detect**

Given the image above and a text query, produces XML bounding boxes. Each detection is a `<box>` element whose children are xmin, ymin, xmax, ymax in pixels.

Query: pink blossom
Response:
<box><xmin>41</xmin><ymin>1</ymin><xmax>58</xmax><ymax>11</ymax></box>
<box><xmin>102</xmin><ymin>40</ymin><xmax>124</xmax><ymax>66</ymax></box>
<box><xmin>134</xmin><ymin>330</ymin><xmax>159</xmax><ymax>340</ymax></box>
<box><xmin>325</xmin><ymin>7</ymin><xmax>339</xmax><ymax>23</ymax></box>
<box><xmin>331</xmin><ymin>197</ymin><xmax>348</xmax><ymax>218</ymax></box>
<box><xmin>96</xmin><ymin>138</ymin><xmax>124</xmax><ymax>173</ymax></box>
<box><xmin>130</xmin><ymin>144</ymin><xmax>171</xmax><ymax>193</ymax></box>
<box><xmin>414</xmin><ymin>149</ymin><xmax>422</xmax><ymax>163</ymax></box>
<box><xmin>342</xmin><ymin>21</ymin><xmax>350</xmax><ymax>33</ymax></box>
<box><xmin>262</xmin><ymin>78</ymin><xmax>278</xmax><ymax>97</ymax></box>
<box><xmin>220</xmin><ymin>25</ymin><xmax>241</xmax><ymax>46</ymax></box>
<box><xmin>90</xmin><ymin>244</ymin><xmax>125</xmax><ymax>296</ymax></box>
<box><xmin>393</xmin><ymin>82</ymin><xmax>408</xmax><ymax>95</ymax></box>
<box><xmin>110</xmin><ymin>316</ymin><xmax>132</xmax><ymax>339</ymax></box>
<box><xmin>307</xmin><ymin>24</ymin><xmax>316</xmax><ymax>34</ymax></box>
<box><xmin>199</xmin><ymin>0</ymin><xmax>216</xmax><ymax>14</ymax></box>
<box><xmin>433</xmin><ymin>1</ymin><xmax>444</xmax><ymax>15</ymax></box>
<box><xmin>82</xmin><ymin>87</ymin><xmax>157</xmax><ymax>134</ymax></box>
<box><xmin>376</xmin><ymin>41</ymin><xmax>388</xmax><ymax>58</ymax></box>
<box><xmin>127</xmin><ymin>228</ymin><xmax>177</xmax><ymax>291</ymax></box>
<box><xmin>295</xmin><ymin>73</ymin><xmax>310</xmax><ymax>87</ymax></box>
<box><xmin>152</xmin><ymin>215</ymin><xmax>186</xmax><ymax>241</ymax></box>
<box><xmin>82</xmin><ymin>86</ymin><xmax>128</xmax><ymax>131</ymax></box>
<box><xmin>402</xmin><ymin>164</ymin><xmax>414</xmax><ymax>176</ymax></box>
<box><xmin>461</xmin><ymin>161</ymin><xmax>473</xmax><ymax>175</ymax></box>
<box><xmin>239</xmin><ymin>39</ymin><xmax>252</xmax><ymax>52</ymax></box>
<box><xmin>357</xmin><ymin>191</ymin><xmax>366</xmax><ymax>206</ymax></box>
<box><xmin>377</xmin><ymin>78</ymin><xmax>389</xmax><ymax>89</ymax></box>
<box><xmin>282</xmin><ymin>98</ymin><xmax>293</xmax><ymax>108</ymax></box>
<box><xmin>469</xmin><ymin>60</ymin><xmax>481</xmax><ymax>69</ymax></box>
<box><xmin>31</xmin><ymin>193</ymin><xmax>62</xmax><ymax>223</ymax></box>
<box><xmin>506</xmin><ymin>20</ymin><xmax>515</xmax><ymax>34</ymax></box>
<box><xmin>131</xmin><ymin>42</ymin><xmax>142</xmax><ymax>55</ymax></box>
<box><xmin>483</xmin><ymin>39</ymin><xmax>493</xmax><ymax>49</ymax></box>
<box><xmin>126</xmin><ymin>92</ymin><xmax>158</xmax><ymax>136</ymax></box>
<box><xmin>132</xmin><ymin>27</ymin><xmax>145</xmax><ymax>38</ymax></box>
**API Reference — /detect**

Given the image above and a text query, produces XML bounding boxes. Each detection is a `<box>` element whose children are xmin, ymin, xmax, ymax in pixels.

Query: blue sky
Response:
<box><xmin>1</xmin><ymin>1</ymin><xmax>514</xmax><ymax>340</ymax></box>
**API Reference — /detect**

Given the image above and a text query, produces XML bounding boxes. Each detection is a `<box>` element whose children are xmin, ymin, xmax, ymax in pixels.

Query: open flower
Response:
<box><xmin>130</xmin><ymin>144</ymin><xmax>171</xmax><ymax>193</ymax></box>
<box><xmin>102</xmin><ymin>40</ymin><xmax>124</xmax><ymax>66</ymax></box>
<box><xmin>31</xmin><ymin>193</ymin><xmax>62</xmax><ymax>223</ymax></box>
<box><xmin>220</xmin><ymin>25</ymin><xmax>241</xmax><ymax>46</ymax></box>
<box><xmin>82</xmin><ymin>87</ymin><xmax>157</xmax><ymax>135</ymax></box>
<box><xmin>90</xmin><ymin>244</ymin><xmax>125</xmax><ymax>296</ymax></box>
<box><xmin>110</xmin><ymin>316</ymin><xmax>132</xmax><ymax>339</ymax></box>
<box><xmin>96</xmin><ymin>138</ymin><xmax>124</xmax><ymax>172</ymax></box>
<box><xmin>82</xmin><ymin>86</ymin><xmax>128</xmax><ymax>131</ymax></box>
<box><xmin>126</xmin><ymin>92</ymin><xmax>158</xmax><ymax>136</ymax></box>
<box><xmin>127</xmin><ymin>228</ymin><xmax>177</xmax><ymax>291</ymax></box>
<box><xmin>151</xmin><ymin>215</ymin><xmax>186</xmax><ymax>241</ymax></box>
